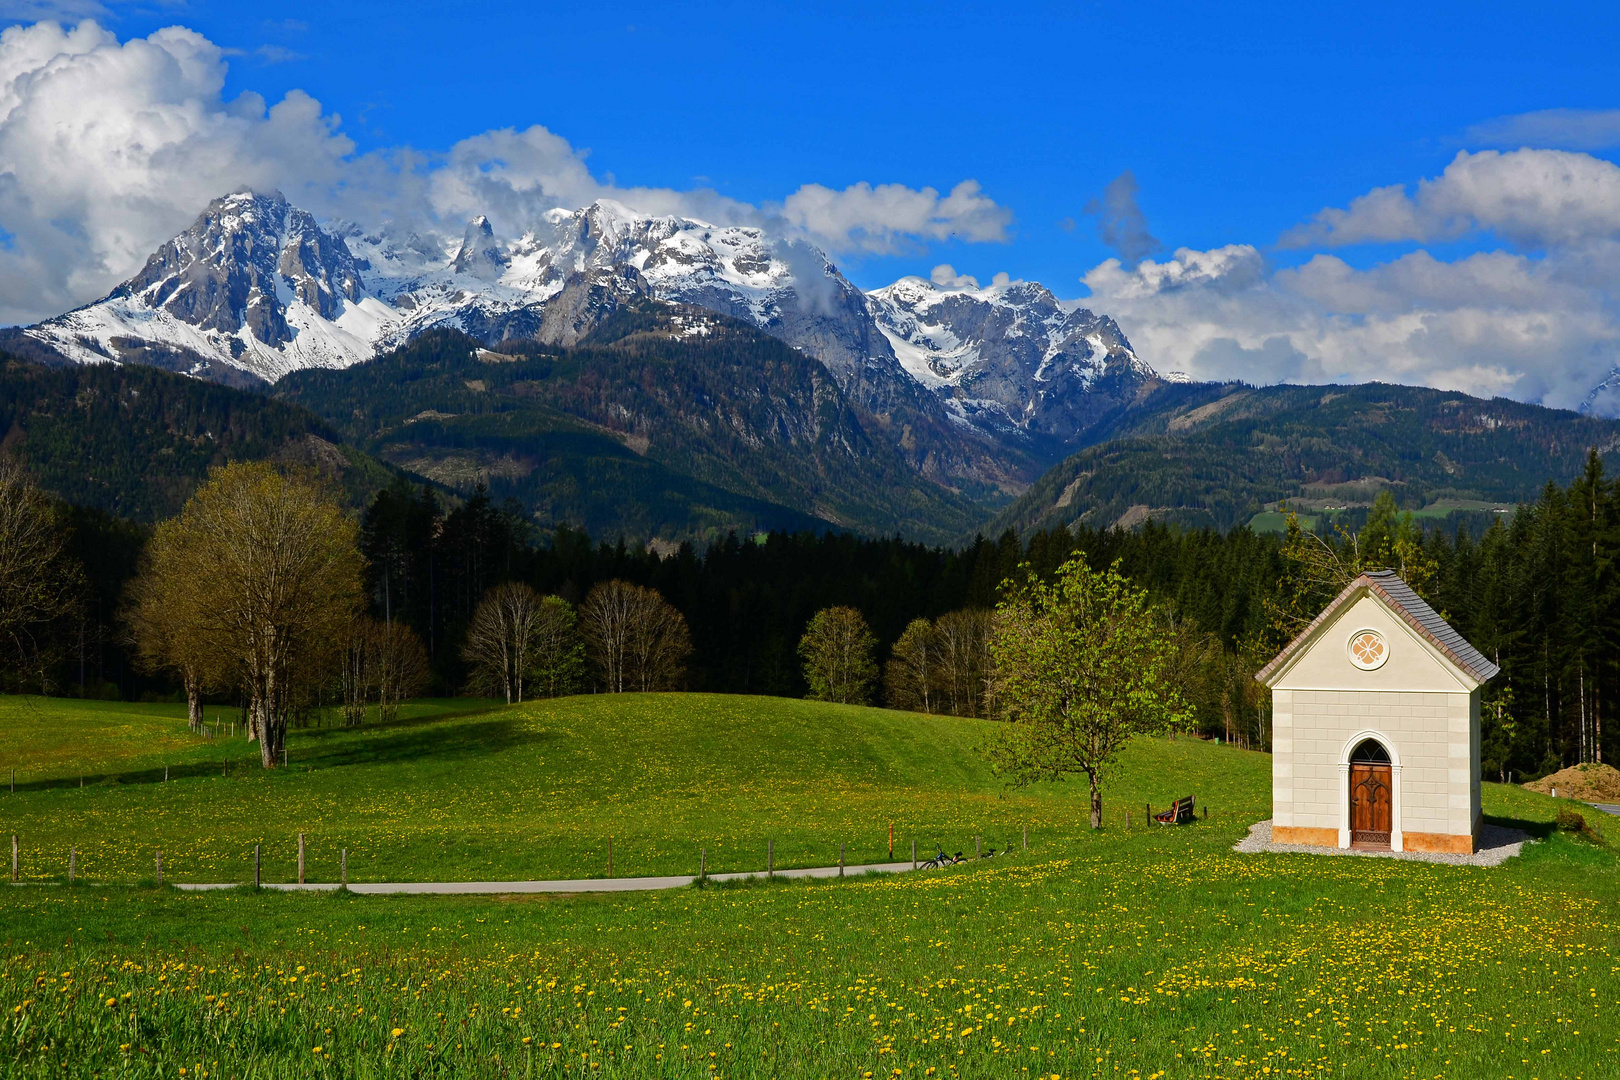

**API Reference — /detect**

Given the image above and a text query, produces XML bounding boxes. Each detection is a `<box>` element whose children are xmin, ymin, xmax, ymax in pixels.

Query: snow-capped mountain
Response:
<box><xmin>13</xmin><ymin>189</ymin><xmax>1166</xmax><ymax>479</ymax></box>
<box><xmin>25</xmin><ymin>191</ymin><xmax>402</xmax><ymax>383</ymax></box>
<box><xmin>868</xmin><ymin>274</ymin><xmax>1158</xmax><ymax>445</ymax></box>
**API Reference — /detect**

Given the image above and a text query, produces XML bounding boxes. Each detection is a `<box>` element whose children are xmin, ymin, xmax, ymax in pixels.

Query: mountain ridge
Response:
<box><xmin>988</xmin><ymin>381</ymin><xmax>1620</xmax><ymax>538</ymax></box>
<box><xmin>8</xmin><ymin>190</ymin><xmax>1163</xmax><ymax>497</ymax></box>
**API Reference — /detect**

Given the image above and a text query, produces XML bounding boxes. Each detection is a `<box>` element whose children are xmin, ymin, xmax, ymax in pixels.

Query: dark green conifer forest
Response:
<box><xmin>25</xmin><ymin>451</ymin><xmax>1620</xmax><ymax>781</ymax></box>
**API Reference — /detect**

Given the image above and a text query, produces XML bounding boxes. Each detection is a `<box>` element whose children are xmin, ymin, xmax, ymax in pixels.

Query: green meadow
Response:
<box><xmin>0</xmin><ymin>693</ymin><xmax>1265</xmax><ymax>884</ymax></box>
<box><xmin>1</xmin><ymin>693</ymin><xmax>1618</xmax><ymax>1078</ymax></box>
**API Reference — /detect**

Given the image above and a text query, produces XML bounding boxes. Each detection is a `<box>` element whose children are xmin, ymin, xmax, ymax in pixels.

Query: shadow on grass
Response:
<box><xmin>692</xmin><ymin>869</ymin><xmax>902</xmax><ymax>892</ymax></box>
<box><xmin>4</xmin><ymin>711</ymin><xmax>544</xmax><ymax>793</ymax></box>
<box><xmin>1484</xmin><ymin>814</ymin><xmax>1556</xmax><ymax>840</ymax></box>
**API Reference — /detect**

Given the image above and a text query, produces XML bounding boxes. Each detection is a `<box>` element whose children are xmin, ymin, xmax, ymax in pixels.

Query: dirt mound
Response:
<box><xmin>1523</xmin><ymin>762</ymin><xmax>1620</xmax><ymax>802</ymax></box>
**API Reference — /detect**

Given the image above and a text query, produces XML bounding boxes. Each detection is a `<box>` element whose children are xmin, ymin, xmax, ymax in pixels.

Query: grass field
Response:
<box><xmin>0</xmin><ymin>693</ymin><xmax>1266</xmax><ymax>884</ymax></box>
<box><xmin>1</xmin><ymin>693</ymin><xmax>1618</xmax><ymax>1078</ymax></box>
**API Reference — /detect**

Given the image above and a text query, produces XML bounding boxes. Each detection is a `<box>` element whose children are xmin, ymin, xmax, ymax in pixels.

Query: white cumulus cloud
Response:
<box><xmin>1085</xmin><ymin>243</ymin><xmax>1620</xmax><ymax>412</ymax></box>
<box><xmin>0</xmin><ymin>19</ymin><xmax>1013</xmax><ymax>325</ymax></box>
<box><xmin>1089</xmin><ymin>145</ymin><xmax>1620</xmax><ymax>414</ymax></box>
<box><xmin>1280</xmin><ymin>149</ymin><xmax>1620</xmax><ymax>250</ymax></box>
<box><xmin>777</xmin><ymin>179</ymin><xmax>1011</xmax><ymax>254</ymax></box>
<box><xmin>0</xmin><ymin>20</ymin><xmax>356</xmax><ymax>323</ymax></box>
<box><xmin>1465</xmin><ymin>108</ymin><xmax>1620</xmax><ymax>152</ymax></box>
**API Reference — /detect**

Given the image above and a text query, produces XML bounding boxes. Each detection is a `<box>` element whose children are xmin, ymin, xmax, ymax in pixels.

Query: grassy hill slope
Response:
<box><xmin>0</xmin><ymin>692</ymin><xmax>1269</xmax><ymax>883</ymax></box>
<box><xmin>992</xmin><ymin>381</ymin><xmax>1620</xmax><ymax>536</ymax></box>
<box><xmin>3</xmin><ymin>693</ymin><xmax>1619</xmax><ymax>1078</ymax></box>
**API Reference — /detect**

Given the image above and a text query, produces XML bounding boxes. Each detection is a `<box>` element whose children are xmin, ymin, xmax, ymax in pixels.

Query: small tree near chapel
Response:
<box><xmin>988</xmin><ymin>557</ymin><xmax>1190</xmax><ymax>829</ymax></box>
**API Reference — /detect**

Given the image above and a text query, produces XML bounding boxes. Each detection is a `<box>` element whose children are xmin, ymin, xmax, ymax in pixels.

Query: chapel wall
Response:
<box><xmin>1287</xmin><ymin>689</ymin><xmax>1456</xmax><ymax>836</ymax></box>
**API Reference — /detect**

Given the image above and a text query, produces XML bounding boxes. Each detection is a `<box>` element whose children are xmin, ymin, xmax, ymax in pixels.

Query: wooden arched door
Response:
<box><xmin>1350</xmin><ymin>739</ymin><xmax>1392</xmax><ymax>848</ymax></box>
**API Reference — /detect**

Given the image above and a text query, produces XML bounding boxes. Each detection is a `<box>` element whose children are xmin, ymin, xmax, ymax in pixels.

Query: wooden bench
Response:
<box><xmin>1153</xmin><ymin>796</ymin><xmax>1196</xmax><ymax>825</ymax></box>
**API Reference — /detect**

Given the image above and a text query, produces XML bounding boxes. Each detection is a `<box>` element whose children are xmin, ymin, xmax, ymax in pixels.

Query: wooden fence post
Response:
<box><xmin>767</xmin><ymin>839</ymin><xmax>773</xmax><ymax>879</ymax></box>
<box><xmin>888</xmin><ymin>821</ymin><xmax>893</xmax><ymax>859</ymax></box>
<box><xmin>975</xmin><ymin>835</ymin><xmax>980</xmax><ymax>859</ymax></box>
<box><xmin>911</xmin><ymin>837</ymin><xmax>916</xmax><ymax>870</ymax></box>
<box><xmin>699</xmin><ymin>848</ymin><xmax>706</xmax><ymax>882</ymax></box>
<box><xmin>67</xmin><ymin>847</ymin><xmax>75</xmax><ymax>884</ymax></box>
<box><xmin>155</xmin><ymin>850</ymin><xmax>162</xmax><ymax>887</ymax></box>
<box><xmin>254</xmin><ymin>844</ymin><xmax>261</xmax><ymax>889</ymax></box>
<box><xmin>297</xmin><ymin>833</ymin><xmax>305</xmax><ymax>885</ymax></box>
<box><xmin>164</xmin><ymin>765</ymin><xmax>169</xmax><ymax>783</ymax></box>
<box><xmin>10</xmin><ymin>834</ymin><xmax>15</xmax><ymax>883</ymax></box>
<box><xmin>839</xmin><ymin>842</ymin><xmax>845</xmax><ymax>877</ymax></box>
<box><xmin>341</xmin><ymin>848</ymin><xmax>347</xmax><ymax>888</ymax></box>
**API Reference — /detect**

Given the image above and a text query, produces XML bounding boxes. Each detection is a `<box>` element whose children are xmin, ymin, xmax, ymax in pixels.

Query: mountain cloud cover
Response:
<box><xmin>0</xmin><ymin>19</ymin><xmax>1013</xmax><ymax>326</ymax></box>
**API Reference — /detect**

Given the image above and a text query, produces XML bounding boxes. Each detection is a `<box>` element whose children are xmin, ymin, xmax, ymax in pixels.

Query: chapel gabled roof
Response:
<box><xmin>1254</xmin><ymin>569</ymin><xmax>1500</xmax><ymax>688</ymax></box>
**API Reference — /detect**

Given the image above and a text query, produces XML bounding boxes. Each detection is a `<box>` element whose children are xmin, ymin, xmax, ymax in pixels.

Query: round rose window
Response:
<box><xmin>1348</xmin><ymin>629</ymin><xmax>1388</xmax><ymax>670</ymax></box>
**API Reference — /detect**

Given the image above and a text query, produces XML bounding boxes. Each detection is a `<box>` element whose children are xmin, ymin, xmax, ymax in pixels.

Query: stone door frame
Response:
<box><xmin>1337</xmin><ymin>729</ymin><xmax>1403</xmax><ymax>852</ymax></box>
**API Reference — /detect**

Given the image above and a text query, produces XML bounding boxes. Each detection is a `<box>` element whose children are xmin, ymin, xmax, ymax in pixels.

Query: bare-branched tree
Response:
<box><xmin>127</xmin><ymin>520</ymin><xmax>222</xmax><ymax>731</ymax></box>
<box><xmin>580</xmin><ymin>580</ymin><xmax>691</xmax><ymax>693</ymax></box>
<box><xmin>934</xmin><ymin>607</ymin><xmax>994</xmax><ymax>718</ymax></box>
<box><xmin>0</xmin><ymin>458</ymin><xmax>81</xmax><ymax>691</ymax></box>
<box><xmin>342</xmin><ymin>617</ymin><xmax>432</xmax><ymax>724</ymax></box>
<box><xmin>885</xmin><ymin>617</ymin><xmax>939</xmax><ymax>713</ymax></box>
<box><xmin>798</xmin><ymin>605</ymin><xmax>877</xmax><ymax>705</ymax></box>
<box><xmin>370</xmin><ymin>619</ymin><xmax>429</xmax><ymax>722</ymax></box>
<box><xmin>339</xmin><ymin>621</ymin><xmax>372</xmax><ymax>727</ymax></box>
<box><xmin>463</xmin><ymin>582</ymin><xmax>546</xmax><ymax>703</ymax></box>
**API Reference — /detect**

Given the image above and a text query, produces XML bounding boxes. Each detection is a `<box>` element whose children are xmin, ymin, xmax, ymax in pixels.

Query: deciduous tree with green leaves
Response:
<box><xmin>799</xmin><ymin>606</ymin><xmax>877</xmax><ymax>705</ymax></box>
<box><xmin>989</xmin><ymin>556</ymin><xmax>1192</xmax><ymax>829</ymax></box>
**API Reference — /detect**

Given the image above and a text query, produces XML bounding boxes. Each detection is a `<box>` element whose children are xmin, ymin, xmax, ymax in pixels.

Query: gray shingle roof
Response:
<box><xmin>1255</xmin><ymin>569</ymin><xmax>1500</xmax><ymax>687</ymax></box>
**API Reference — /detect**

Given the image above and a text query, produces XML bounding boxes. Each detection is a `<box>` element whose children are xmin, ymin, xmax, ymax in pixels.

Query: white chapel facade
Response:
<box><xmin>1256</xmin><ymin>570</ymin><xmax>1499</xmax><ymax>854</ymax></box>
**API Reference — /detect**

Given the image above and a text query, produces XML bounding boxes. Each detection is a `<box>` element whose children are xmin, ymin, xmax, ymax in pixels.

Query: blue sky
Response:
<box><xmin>5</xmin><ymin>1</ymin><xmax>1620</xmax><ymax>408</ymax></box>
<box><xmin>84</xmin><ymin>0</ymin><xmax>1612</xmax><ymax>288</ymax></box>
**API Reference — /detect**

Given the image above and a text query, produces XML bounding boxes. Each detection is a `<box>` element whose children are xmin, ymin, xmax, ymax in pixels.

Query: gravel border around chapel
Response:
<box><xmin>1233</xmin><ymin>819</ymin><xmax>1534</xmax><ymax>867</ymax></box>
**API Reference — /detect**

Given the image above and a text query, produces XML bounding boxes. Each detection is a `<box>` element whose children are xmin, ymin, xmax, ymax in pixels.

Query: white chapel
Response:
<box><xmin>1255</xmin><ymin>570</ymin><xmax>1499</xmax><ymax>854</ymax></box>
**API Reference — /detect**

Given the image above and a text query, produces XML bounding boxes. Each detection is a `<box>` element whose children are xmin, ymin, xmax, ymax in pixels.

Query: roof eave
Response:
<box><xmin>1254</xmin><ymin>572</ymin><xmax>1500</xmax><ymax>689</ymax></box>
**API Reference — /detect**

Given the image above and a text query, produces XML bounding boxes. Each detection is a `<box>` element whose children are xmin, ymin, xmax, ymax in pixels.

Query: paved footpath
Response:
<box><xmin>175</xmin><ymin>861</ymin><xmax>920</xmax><ymax>895</ymax></box>
<box><xmin>1590</xmin><ymin>803</ymin><xmax>1620</xmax><ymax>817</ymax></box>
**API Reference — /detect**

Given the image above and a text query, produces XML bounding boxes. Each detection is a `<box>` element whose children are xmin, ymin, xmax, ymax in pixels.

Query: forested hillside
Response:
<box><xmin>276</xmin><ymin>306</ymin><xmax>984</xmax><ymax>545</ymax></box>
<box><xmin>994</xmin><ymin>381</ymin><xmax>1620</xmax><ymax>537</ymax></box>
<box><xmin>0</xmin><ymin>356</ymin><xmax>397</xmax><ymax>520</ymax></box>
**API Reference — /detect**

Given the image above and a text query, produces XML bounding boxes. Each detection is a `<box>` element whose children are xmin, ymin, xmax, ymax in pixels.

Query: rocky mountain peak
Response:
<box><xmin>452</xmin><ymin>215</ymin><xmax>508</xmax><ymax>279</ymax></box>
<box><xmin>867</xmin><ymin>272</ymin><xmax>1157</xmax><ymax>446</ymax></box>
<box><xmin>19</xmin><ymin>190</ymin><xmax>1165</xmax><ymax>489</ymax></box>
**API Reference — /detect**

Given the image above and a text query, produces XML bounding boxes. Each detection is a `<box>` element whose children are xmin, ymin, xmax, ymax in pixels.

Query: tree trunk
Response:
<box><xmin>1088</xmin><ymin>769</ymin><xmax>1102</xmax><ymax>830</ymax></box>
<box><xmin>258</xmin><ymin>665</ymin><xmax>281</xmax><ymax>769</ymax></box>
<box><xmin>185</xmin><ymin>670</ymin><xmax>203</xmax><ymax>733</ymax></box>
